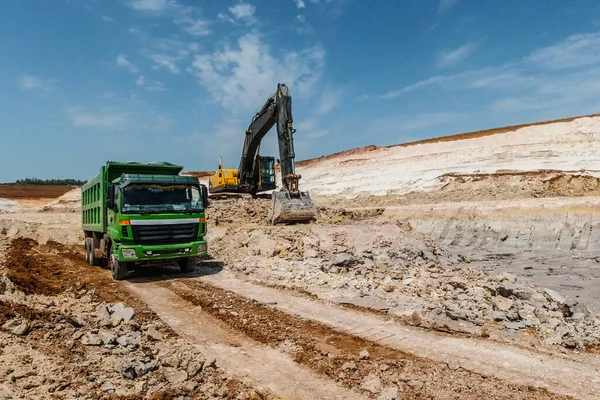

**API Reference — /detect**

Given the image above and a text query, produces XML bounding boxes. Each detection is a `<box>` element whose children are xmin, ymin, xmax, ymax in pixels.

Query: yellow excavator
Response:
<box><xmin>208</xmin><ymin>83</ymin><xmax>316</xmax><ymax>224</ymax></box>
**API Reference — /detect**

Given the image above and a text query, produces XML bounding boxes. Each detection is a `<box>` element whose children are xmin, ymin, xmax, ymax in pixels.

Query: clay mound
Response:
<box><xmin>0</xmin><ymin>198</ymin><xmax>20</xmax><ymax>214</ymax></box>
<box><xmin>41</xmin><ymin>188</ymin><xmax>81</xmax><ymax>213</ymax></box>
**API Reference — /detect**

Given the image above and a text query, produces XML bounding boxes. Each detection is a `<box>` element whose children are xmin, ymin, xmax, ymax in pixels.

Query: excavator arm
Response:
<box><xmin>237</xmin><ymin>83</ymin><xmax>316</xmax><ymax>224</ymax></box>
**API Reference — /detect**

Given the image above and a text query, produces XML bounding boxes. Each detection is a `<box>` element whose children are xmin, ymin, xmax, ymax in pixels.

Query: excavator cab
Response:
<box><xmin>256</xmin><ymin>156</ymin><xmax>276</xmax><ymax>192</ymax></box>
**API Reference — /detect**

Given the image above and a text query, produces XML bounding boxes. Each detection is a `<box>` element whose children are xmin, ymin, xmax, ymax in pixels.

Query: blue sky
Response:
<box><xmin>2</xmin><ymin>0</ymin><xmax>600</xmax><ymax>181</ymax></box>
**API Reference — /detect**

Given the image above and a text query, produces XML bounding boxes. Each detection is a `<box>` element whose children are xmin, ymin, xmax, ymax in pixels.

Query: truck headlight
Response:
<box><xmin>198</xmin><ymin>243</ymin><xmax>207</xmax><ymax>253</ymax></box>
<box><xmin>122</xmin><ymin>248</ymin><xmax>137</xmax><ymax>258</ymax></box>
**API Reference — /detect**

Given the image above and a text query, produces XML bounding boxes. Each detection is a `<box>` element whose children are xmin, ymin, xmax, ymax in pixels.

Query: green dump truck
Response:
<box><xmin>81</xmin><ymin>161</ymin><xmax>209</xmax><ymax>280</ymax></box>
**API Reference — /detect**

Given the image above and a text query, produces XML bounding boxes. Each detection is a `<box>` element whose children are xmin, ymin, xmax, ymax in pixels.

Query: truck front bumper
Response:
<box><xmin>116</xmin><ymin>240</ymin><xmax>208</xmax><ymax>263</ymax></box>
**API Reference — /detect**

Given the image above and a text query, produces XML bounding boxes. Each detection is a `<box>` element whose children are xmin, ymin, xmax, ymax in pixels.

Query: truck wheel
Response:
<box><xmin>178</xmin><ymin>257</ymin><xmax>195</xmax><ymax>273</ymax></box>
<box><xmin>109</xmin><ymin>253</ymin><xmax>128</xmax><ymax>280</ymax></box>
<box><xmin>84</xmin><ymin>238</ymin><xmax>92</xmax><ymax>264</ymax></box>
<box><xmin>90</xmin><ymin>236</ymin><xmax>102</xmax><ymax>267</ymax></box>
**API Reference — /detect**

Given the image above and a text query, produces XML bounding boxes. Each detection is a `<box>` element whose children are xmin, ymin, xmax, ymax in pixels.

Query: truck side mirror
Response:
<box><xmin>106</xmin><ymin>184</ymin><xmax>115</xmax><ymax>210</ymax></box>
<box><xmin>200</xmin><ymin>184</ymin><xmax>209</xmax><ymax>207</ymax></box>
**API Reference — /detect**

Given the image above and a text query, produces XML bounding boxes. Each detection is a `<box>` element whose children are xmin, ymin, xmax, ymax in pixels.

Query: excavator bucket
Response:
<box><xmin>269</xmin><ymin>189</ymin><xmax>316</xmax><ymax>225</ymax></box>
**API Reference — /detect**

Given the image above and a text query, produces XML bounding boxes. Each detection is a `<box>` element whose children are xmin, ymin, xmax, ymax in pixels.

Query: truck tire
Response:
<box><xmin>84</xmin><ymin>238</ymin><xmax>92</xmax><ymax>264</ymax></box>
<box><xmin>90</xmin><ymin>236</ymin><xmax>102</xmax><ymax>267</ymax></box>
<box><xmin>178</xmin><ymin>257</ymin><xmax>195</xmax><ymax>273</ymax></box>
<box><xmin>109</xmin><ymin>253</ymin><xmax>128</xmax><ymax>280</ymax></box>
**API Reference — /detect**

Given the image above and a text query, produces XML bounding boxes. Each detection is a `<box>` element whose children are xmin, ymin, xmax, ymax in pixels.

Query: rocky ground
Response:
<box><xmin>0</xmin><ymin>236</ymin><xmax>272</xmax><ymax>400</ymax></box>
<box><xmin>206</xmin><ymin>199</ymin><xmax>600</xmax><ymax>353</ymax></box>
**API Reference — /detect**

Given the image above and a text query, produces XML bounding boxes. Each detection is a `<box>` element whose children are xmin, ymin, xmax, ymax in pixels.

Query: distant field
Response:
<box><xmin>0</xmin><ymin>185</ymin><xmax>75</xmax><ymax>199</ymax></box>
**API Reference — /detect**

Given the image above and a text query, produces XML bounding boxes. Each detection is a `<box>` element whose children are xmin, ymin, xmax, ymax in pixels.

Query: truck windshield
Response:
<box><xmin>120</xmin><ymin>184</ymin><xmax>203</xmax><ymax>214</ymax></box>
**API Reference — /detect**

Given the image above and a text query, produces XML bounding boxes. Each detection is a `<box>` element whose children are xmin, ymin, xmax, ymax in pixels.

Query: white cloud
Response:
<box><xmin>527</xmin><ymin>32</ymin><xmax>600</xmax><ymax>70</ymax></box>
<box><xmin>116</xmin><ymin>54</ymin><xmax>139</xmax><ymax>73</ymax></box>
<box><xmin>190</xmin><ymin>32</ymin><xmax>326</xmax><ymax>113</ymax></box>
<box><xmin>370</xmin><ymin>30</ymin><xmax>600</xmax><ymax>125</ymax></box>
<box><xmin>102</xmin><ymin>16</ymin><xmax>114</xmax><ymax>22</ymax></box>
<box><xmin>229</xmin><ymin>2</ymin><xmax>255</xmax><ymax>19</ymax></box>
<box><xmin>128</xmin><ymin>0</ymin><xmax>175</xmax><ymax>12</ymax></box>
<box><xmin>218</xmin><ymin>2</ymin><xmax>257</xmax><ymax>25</ymax></box>
<box><xmin>149</xmin><ymin>53</ymin><xmax>180</xmax><ymax>74</ymax></box>
<box><xmin>438</xmin><ymin>0</ymin><xmax>458</xmax><ymax>13</ymax></box>
<box><xmin>315</xmin><ymin>89</ymin><xmax>341</xmax><ymax>115</ymax></box>
<box><xmin>295</xmin><ymin>14</ymin><xmax>314</xmax><ymax>35</ymax></box>
<box><xmin>294</xmin><ymin>0</ymin><xmax>306</xmax><ymax>8</ymax></box>
<box><xmin>17</xmin><ymin>75</ymin><xmax>44</xmax><ymax>90</ymax></box>
<box><xmin>177</xmin><ymin>17</ymin><xmax>211</xmax><ymax>36</ymax></box>
<box><xmin>135</xmin><ymin>75</ymin><xmax>146</xmax><ymax>86</ymax></box>
<box><xmin>65</xmin><ymin>108</ymin><xmax>129</xmax><ymax>129</ymax></box>
<box><xmin>437</xmin><ymin>42</ymin><xmax>476</xmax><ymax>67</ymax></box>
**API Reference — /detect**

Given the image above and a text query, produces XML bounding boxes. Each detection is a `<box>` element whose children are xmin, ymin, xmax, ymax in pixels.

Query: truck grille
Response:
<box><xmin>131</xmin><ymin>223</ymin><xmax>198</xmax><ymax>245</ymax></box>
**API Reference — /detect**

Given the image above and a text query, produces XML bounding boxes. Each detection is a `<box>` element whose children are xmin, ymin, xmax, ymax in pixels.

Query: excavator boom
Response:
<box><xmin>238</xmin><ymin>83</ymin><xmax>316</xmax><ymax>224</ymax></box>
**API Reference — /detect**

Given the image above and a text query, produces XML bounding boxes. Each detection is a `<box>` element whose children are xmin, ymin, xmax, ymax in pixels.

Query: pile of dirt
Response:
<box><xmin>0</xmin><ymin>198</ymin><xmax>20</xmax><ymax>214</ymax></box>
<box><xmin>41</xmin><ymin>187</ymin><xmax>81</xmax><ymax>213</ymax></box>
<box><xmin>0</xmin><ymin>216</ymin><xmax>83</xmax><ymax>245</ymax></box>
<box><xmin>208</xmin><ymin>225</ymin><xmax>600</xmax><ymax>351</ymax></box>
<box><xmin>207</xmin><ymin>198</ymin><xmax>272</xmax><ymax>227</ymax></box>
<box><xmin>0</xmin><ymin>237</ymin><xmax>270</xmax><ymax>399</ymax></box>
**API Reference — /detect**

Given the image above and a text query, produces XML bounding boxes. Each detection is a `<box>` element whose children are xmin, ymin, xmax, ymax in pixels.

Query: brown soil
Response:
<box><xmin>297</xmin><ymin>113</ymin><xmax>600</xmax><ymax>167</ymax></box>
<box><xmin>0</xmin><ymin>185</ymin><xmax>75</xmax><ymax>200</ymax></box>
<box><xmin>164</xmin><ymin>279</ymin><xmax>570</xmax><ymax>400</ymax></box>
<box><xmin>4</xmin><ymin>237</ymin><xmax>175</xmax><ymax>333</ymax></box>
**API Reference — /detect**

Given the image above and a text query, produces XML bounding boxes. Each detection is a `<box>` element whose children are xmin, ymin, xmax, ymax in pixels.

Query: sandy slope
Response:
<box><xmin>295</xmin><ymin>116</ymin><xmax>600</xmax><ymax>197</ymax></box>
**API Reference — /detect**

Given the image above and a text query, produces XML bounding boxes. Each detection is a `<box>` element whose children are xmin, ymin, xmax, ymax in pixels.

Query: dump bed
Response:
<box><xmin>81</xmin><ymin>161</ymin><xmax>184</xmax><ymax>233</ymax></box>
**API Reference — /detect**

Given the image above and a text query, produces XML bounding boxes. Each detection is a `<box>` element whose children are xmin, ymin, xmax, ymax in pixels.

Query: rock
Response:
<box><xmin>488</xmin><ymin>311</ymin><xmax>506</xmax><ymax>321</ymax></box>
<box><xmin>163</xmin><ymin>368</ymin><xmax>188</xmax><ymax>385</ymax></box>
<box><xmin>341</xmin><ymin>361</ymin><xmax>357</xmax><ymax>371</ymax></box>
<box><xmin>402</xmin><ymin>278</ymin><xmax>414</xmax><ymax>286</ymax></box>
<box><xmin>497</xmin><ymin>284</ymin><xmax>533</xmax><ymax>300</ymax></box>
<box><xmin>72</xmin><ymin>330</ymin><xmax>85</xmax><ymax>340</ymax></box>
<box><xmin>117</xmin><ymin>332</ymin><xmax>141</xmax><ymax>347</ymax></box>
<box><xmin>444</xmin><ymin>302</ymin><xmax>472</xmax><ymax>321</ymax></box>
<box><xmin>82</xmin><ymin>333</ymin><xmax>102</xmax><ymax>346</ymax></box>
<box><xmin>100</xmin><ymin>381</ymin><xmax>115</xmax><ymax>393</ymax></box>
<box><xmin>186</xmin><ymin>359</ymin><xmax>206</xmax><ymax>378</ymax></box>
<box><xmin>448</xmin><ymin>279</ymin><xmax>468</xmax><ymax>290</ymax></box>
<box><xmin>99</xmin><ymin>329</ymin><xmax>117</xmax><ymax>345</ymax></box>
<box><xmin>447</xmin><ymin>361</ymin><xmax>460</xmax><ymax>371</ymax></box>
<box><xmin>377</xmin><ymin>386</ymin><xmax>399</xmax><ymax>400</ymax></box>
<box><xmin>492</xmin><ymin>297</ymin><xmax>513</xmax><ymax>312</ymax></box>
<box><xmin>360</xmin><ymin>374</ymin><xmax>382</xmax><ymax>394</ymax></box>
<box><xmin>145</xmin><ymin>327</ymin><xmax>164</xmax><ymax>341</ymax></box>
<box><xmin>109</xmin><ymin>303</ymin><xmax>136</xmax><ymax>326</ymax></box>
<box><xmin>543</xmin><ymin>288</ymin><xmax>566</xmax><ymax>305</ymax></box>
<box><xmin>505</xmin><ymin>321</ymin><xmax>526</xmax><ymax>330</ymax></box>
<box><xmin>359</xmin><ymin>350</ymin><xmax>370</xmax><ymax>360</ymax></box>
<box><xmin>502</xmin><ymin>273</ymin><xmax>517</xmax><ymax>283</ymax></box>
<box><xmin>2</xmin><ymin>319</ymin><xmax>30</xmax><ymax>336</ymax></box>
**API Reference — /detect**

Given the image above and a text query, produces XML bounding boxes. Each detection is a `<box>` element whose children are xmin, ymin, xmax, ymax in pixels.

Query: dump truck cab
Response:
<box><xmin>82</xmin><ymin>161</ymin><xmax>209</xmax><ymax>280</ymax></box>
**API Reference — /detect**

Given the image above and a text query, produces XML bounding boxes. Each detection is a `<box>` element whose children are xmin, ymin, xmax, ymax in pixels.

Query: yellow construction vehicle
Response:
<box><xmin>208</xmin><ymin>83</ymin><xmax>316</xmax><ymax>224</ymax></box>
<box><xmin>208</xmin><ymin>156</ymin><xmax>276</xmax><ymax>195</ymax></box>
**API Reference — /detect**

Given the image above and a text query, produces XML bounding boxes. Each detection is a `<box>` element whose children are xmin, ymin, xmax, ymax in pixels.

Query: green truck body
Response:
<box><xmin>81</xmin><ymin>161</ymin><xmax>208</xmax><ymax>280</ymax></box>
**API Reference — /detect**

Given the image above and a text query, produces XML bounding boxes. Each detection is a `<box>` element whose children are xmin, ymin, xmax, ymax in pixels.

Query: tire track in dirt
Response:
<box><xmin>123</xmin><ymin>279</ymin><xmax>365</xmax><ymax>400</ymax></box>
<box><xmin>173</xmin><ymin>272</ymin><xmax>599</xmax><ymax>400</ymax></box>
<box><xmin>150</xmin><ymin>276</ymin><xmax>575</xmax><ymax>400</ymax></box>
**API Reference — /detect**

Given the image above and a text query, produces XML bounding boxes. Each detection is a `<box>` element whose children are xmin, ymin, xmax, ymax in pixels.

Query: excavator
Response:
<box><xmin>208</xmin><ymin>82</ymin><xmax>317</xmax><ymax>225</ymax></box>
